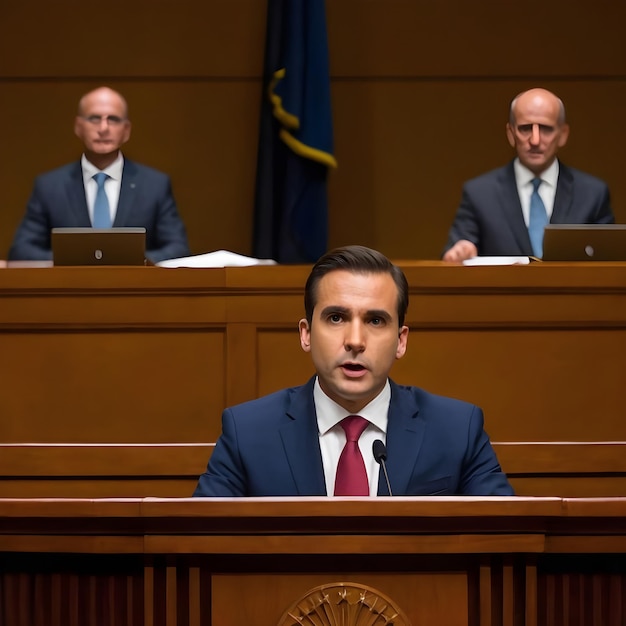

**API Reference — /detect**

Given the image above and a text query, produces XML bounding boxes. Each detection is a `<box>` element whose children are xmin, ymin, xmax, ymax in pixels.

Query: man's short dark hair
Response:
<box><xmin>304</xmin><ymin>245</ymin><xmax>409</xmax><ymax>327</ymax></box>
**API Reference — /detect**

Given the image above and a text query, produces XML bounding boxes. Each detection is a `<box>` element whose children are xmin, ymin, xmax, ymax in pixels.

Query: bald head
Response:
<box><xmin>509</xmin><ymin>88</ymin><xmax>565</xmax><ymax>126</ymax></box>
<box><xmin>505</xmin><ymin>87</ymin><xmax>570</xmax><ymax>175</ymax></box>
<box><xmin>74</xmin><ymin>86</ymin><xmax>132</xmax><ymax>170</ymax></box>
<box><xmin>77</xmin><ymin>87</ymin><xmax>129</xmax><ymax>119</ymax></box>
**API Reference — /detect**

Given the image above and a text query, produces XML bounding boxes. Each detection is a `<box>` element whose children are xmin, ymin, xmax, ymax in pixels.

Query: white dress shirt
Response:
<box><xmin>81</xmin><ymin>153</ymin><xmax>124</xmax><ymax>226</ymax></box>
<box><xmin>314</xmin><ymin>377</ymin><xmax>390</xmax><ymax>496</ymax></box>
<box><xmin>513</xmin><ymin>158</ymin><xmax>559</xmax><ymax>227</ymax></box>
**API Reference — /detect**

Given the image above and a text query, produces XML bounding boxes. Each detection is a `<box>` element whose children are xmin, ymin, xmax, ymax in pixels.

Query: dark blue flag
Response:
<box><xmin>253</xmin><ymin>0</ymin><xmax>336</xmax><ymax>264</ymax></box>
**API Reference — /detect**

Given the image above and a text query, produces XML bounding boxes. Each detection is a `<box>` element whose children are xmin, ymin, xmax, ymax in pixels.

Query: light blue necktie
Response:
<box><xmin>93</xmin><ymin>172</ymin><xmax>112</xmax><ymax>228</ymax></box>
<box><xmin>528</xmin><ymin>178</ymin><xmax>548</xmax><ymax>258</ymax></box>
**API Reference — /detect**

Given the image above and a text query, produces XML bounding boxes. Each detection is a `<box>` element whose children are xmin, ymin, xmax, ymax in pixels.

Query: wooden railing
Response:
<box><xmin>2</xmin><ymin>441</ymin><xmax>626</xmax><ymax>498</ymax></box>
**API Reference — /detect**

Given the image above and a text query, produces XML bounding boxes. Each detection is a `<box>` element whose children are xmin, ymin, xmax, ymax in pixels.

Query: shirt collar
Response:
<box><xmin>513</xmin><ymin>157</ymin><xmax>559</xmax><ymax>188</ymax></box>
<box><xmin>81</xmin><ymin>152</ymin><xmax>125</xmax><ymax>181</ymax></box>
<box><xmin>314</xmin><ymin>376</ymin><xmax>390</xmax><ymax>435</ymax></box>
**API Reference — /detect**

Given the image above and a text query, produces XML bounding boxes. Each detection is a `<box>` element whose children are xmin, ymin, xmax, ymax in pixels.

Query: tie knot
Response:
<box><xmin>340</xmin><ymin>415</ymin><xmax>369</xmax><ymax>442</ymax></box>
<box><xmin>93</xmin><ymin>172</ymin><xmax>108</xmax><ymax>187</ymax></box>
<box><xmin>532</xmin><ymin>178</ymin><xmax>542</xmax><ymax>192</ymax></box>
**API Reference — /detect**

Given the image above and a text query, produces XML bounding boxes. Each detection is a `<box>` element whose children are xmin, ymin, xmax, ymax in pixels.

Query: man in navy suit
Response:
<box><xmin>194</xmin><ymin>245</ymin><xmax>513</xmax><ymax>497</ymax></box>
<box><xmin>8</xmin><ymin>86</ymin><xmax>190</xmax><ymax>264</ymax></box>
<box><xmin>443</xmin><ymin>88</ymin><xmax>614</xmax><ymax>262</ymax></box>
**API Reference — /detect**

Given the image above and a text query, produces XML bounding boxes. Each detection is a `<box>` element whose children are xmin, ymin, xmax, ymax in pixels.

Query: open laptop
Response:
<box><xmin>542</xmin><ymin>224</ymin><xmax>626</xmax><ymax>261</ymax></box>
<box><xmin>52</xmin><ymin>227</ymin><xmax>147</xmax><ymax>266</ymax></box>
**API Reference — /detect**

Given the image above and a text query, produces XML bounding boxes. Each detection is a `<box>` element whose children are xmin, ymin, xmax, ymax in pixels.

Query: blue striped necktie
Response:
<box><xmin>528</xmin><ymin>178</ymin><xmax>548</xmax><ymax>257</ymax></box>
<box><xmin>93</xmin><ymin>172</ymin><xmax>112</xmax><ymax>228</ymax></box>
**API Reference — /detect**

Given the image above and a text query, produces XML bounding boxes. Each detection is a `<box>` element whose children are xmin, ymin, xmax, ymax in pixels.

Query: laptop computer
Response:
<box><xmin>52</xmin><ymin>227</ymin><xmax>147</xmax><ymax>266</ymax></box>
<box><xmin>542</xmin><ymin>224</ymin><xmax>626</xmax><ymax>261</ymax></box>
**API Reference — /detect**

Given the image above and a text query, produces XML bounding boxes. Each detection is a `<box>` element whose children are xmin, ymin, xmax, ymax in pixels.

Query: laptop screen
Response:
<box><xmin>51</xmin><ymin>227</ymin><xmax>147</xmax><ymax>266</ymax></box>
<box><xmin>542</xmin><ymin>224</ymin><xmax>626</xmax><ymax>261</ymax></box>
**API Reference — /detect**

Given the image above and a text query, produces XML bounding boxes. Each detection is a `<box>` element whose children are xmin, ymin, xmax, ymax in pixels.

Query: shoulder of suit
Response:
<box><xmin>463</xmin><ymin>162</ymin><xmax>513</xmax><ymax>189</ymax></box>
<box><xmin>228</xmin><ymin>383</ymin><xmax>307</xmax><ymax>414</ymax></box>
<box><xmin>123</xmin><ymin>158</ymin><xmax>170</xmax><ymax>180</ymax></box>
<box><xmin>391</xmin><ymin>380</ymin><xmax>477</xmax><ymax>413</ymax></box>
<box><xmin>34</xmin><ymin>161</ymin><xmax>81</xmax><ymax>184</ymax></box>
<box><xmin>558</xmin><ymin>162</ymin><xmax>608</xmax><ymax>188</ymax></box>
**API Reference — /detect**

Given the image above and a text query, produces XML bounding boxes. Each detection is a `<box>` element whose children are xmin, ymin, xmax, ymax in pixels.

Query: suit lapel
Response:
<box><xmin>551</xmin><ymin>163</ymin><xmax>573</xmax><ymax>223</ymax></box>
<box><xmin>279</xmin><ymin>379</ymin><xmax>327</xmax><ymax>495</ymax></box>
<box><xmin>497</xmin><ymin>162</ymin><xmax>534</xmax><ymax>255</ymax></box>
<box><xmin>114</xmin><ymin>159</ymin><xmax>137</xmax><ymax>227</ymax></box>
<box><xmin>66</xmin><ymin>162</ymin><xmax>91</xmax><ymax>226</ymax></box>
<box><xmin>379</xmin><ymin>382</ymin><xmax>423</xmax><ymax>496</ymax></box>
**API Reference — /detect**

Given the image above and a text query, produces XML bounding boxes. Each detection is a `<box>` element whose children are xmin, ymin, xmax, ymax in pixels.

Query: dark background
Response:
<box><xmin>1</xmin><ymin>0</ymin><xmax>624</xmax><ymax>260</ymax></box>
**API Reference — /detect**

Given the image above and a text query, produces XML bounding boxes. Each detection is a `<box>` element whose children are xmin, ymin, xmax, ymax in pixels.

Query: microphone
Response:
<box><xmin>373</xmin><ymin>439</ymin><xmax>393</xmax><ymax>496</ymax></box>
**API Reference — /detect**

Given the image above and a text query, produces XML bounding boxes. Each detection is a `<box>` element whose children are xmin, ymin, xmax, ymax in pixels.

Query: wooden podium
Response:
<box><xmin>2</xmin><ymin>497</ymin><xmax>626</xmax><ymax>626</ymax></box>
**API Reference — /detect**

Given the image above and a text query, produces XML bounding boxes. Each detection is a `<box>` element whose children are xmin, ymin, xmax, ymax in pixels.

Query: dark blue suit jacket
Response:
<box><xmin>443</xmin><ymin>161</ymin><xmax>614</xmax><ymax>257</ymax></box>
<box><xmin>193</xmin><ymin>378</ymin><xmax>514</xmax><ymax>497</ymax></box>
<box><xmin>8</xmin><ymin>159</ymin><xmax>190</xmax><ymax>263</ymax></box>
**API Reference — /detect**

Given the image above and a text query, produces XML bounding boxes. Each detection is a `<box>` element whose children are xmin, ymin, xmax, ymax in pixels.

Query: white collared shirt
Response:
<box><xmin>513</xmin><ymin>158</ymin><xmax>559</xmax><ymax>227</ymax></box>
<box><xmin>81</xmin><ymin>153</ymin><xmax>124</xmax><ymax>226</ymax></box>
<box><xmin>315</xmin><ymin>377</ymin><xmax>390</xmax><ymax>496</ymax></box>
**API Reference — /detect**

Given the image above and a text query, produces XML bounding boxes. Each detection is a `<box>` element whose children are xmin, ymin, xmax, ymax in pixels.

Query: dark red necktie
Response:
<box><xmin>334</xmin><ymin>415</ymin><xmax>369</xmax><ymax>496</ymax></box>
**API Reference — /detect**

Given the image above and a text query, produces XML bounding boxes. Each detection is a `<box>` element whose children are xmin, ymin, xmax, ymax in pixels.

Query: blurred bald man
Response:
<box><xmin>9</xmin><ymin>86</ymin><xmax>190</xmax><ymax>263</ymax></box>
<box><xmin>443</xmin><ymin>88</ymin><xmax>614</xmax><ymax>262</ymax></box>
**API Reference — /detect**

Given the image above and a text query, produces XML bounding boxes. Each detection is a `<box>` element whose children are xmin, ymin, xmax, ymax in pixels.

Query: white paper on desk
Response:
<box><xmin>462</xmin><ymin>256</ymin><xmax>531</xmax><ymax>266</ymax></box>
<box><xmin>156</xmin><ymin>250</ymin><xmax>277</xmax><ymax>268</ymax></box>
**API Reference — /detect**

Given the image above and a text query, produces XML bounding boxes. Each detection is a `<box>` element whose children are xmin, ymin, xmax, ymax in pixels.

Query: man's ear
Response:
<box><xmin>74</xmin><ymin>117</ymin><xmax>82</xmax><ymax>140</ymax></box>
<box><xmin>505</xmin><ymin>123</ymin><xmax>516</xmax><ymax>148</ymax></box>
<box><xmin>122</xmin><ymin>120</ymin><xmax>132</xmax><ymax>144</ymax></box>
<box><xmin>557</xmin><ymin>123</ymin><xmax>570</xmax><ymax>148</ymax></box>
<box><xmin>298</xmin><ymin>318</ymin><xmax>311</xmax><ymax>352</ymax></box>
<box><xmin>396</xmin><ymin>325</ymin><xmax>409</xmax><ymax>360</ymax></box>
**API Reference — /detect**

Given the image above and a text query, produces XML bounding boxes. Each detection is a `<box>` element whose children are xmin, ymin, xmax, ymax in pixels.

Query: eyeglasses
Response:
<box><xmin>514</xmin><ymin>123</ymin><xmax>556</xmax><ymax>138</ymax></box>
<box><xmin>81</xmin><ymin>115</ymin><xmax>127</xmax><ymax>126</ymax></box>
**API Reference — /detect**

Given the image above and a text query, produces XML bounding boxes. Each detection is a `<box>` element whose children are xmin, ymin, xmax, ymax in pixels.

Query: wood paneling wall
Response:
<box><xmin>1</xmin><ymin>1</ymin><xmax>625</xmax><ymax>259</ymax></box>
<box><xmin>2</xmin><ymin>263</ymin><xmax>626</xmax><ymax>498</ymax></box>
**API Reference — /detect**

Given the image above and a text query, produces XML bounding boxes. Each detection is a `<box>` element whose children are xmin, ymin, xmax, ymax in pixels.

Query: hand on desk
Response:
<box><xmin>443</xmin><ymin>239</ymin><xmax>478</xmax><ymax>263</ymax></box>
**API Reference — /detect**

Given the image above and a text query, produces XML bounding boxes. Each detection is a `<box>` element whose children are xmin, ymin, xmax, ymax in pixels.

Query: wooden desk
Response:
<box><xmin>1</xmin><ymin>497</ymin><xmax>626</xmax><ymax>625</ymax></box>
<box><xmin>1</xmin><ymin>263</ymin><xmax>626</xmax><ymax>497</ymax></box>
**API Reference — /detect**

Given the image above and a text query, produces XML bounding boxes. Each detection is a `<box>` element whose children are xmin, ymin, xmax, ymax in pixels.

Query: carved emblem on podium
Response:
<box><xmin>277</xmin><ymin>582</ymin><xmax>412</xmax><ymax>625</ymax></box>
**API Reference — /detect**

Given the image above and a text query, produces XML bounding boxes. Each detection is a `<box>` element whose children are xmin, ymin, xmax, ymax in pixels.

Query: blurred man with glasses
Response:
<box><xmin>8</xmin><ymin>86</ymin><xmax>190</xmax><ymax>263</ymax></box>
<box><xmin>443</xmin><ymin>88</ymin><xmax>614</xmax><ymax>262</ymax></box>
